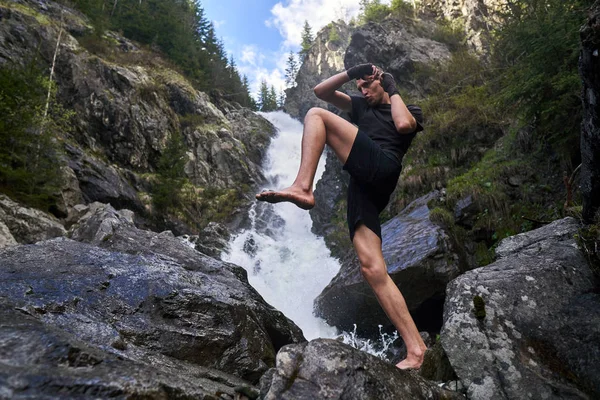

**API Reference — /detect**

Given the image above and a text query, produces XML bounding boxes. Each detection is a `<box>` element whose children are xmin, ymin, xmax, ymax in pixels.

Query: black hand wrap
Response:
<box><xmin>347</xmin><ymin>63</ymin><xmax>374</xmax><ymax>80</ymax></box>
<box><xmin>381</xmin><ymin>73</ymin><xmax>399</xmax><ymax>97</ymax></box>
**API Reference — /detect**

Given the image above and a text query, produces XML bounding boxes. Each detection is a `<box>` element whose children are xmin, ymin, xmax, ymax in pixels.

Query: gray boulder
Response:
<box><xmin>260</xmin><ymin>338</ymin><xmax>464</xmax><ymax>400</ymax></box>
<box><xmin>0</xmin><ymin>194</ymin><xmax>66</xmax><ymax>244</ymax></box>
<box><xmin>0</xmin><ymin>203</ymin><xmax>305</xmax><ymax>394</ymax></box>
<box><xmin>315</xmin><ymin>192</ymin><xmax>462</xmax><ymax>337</ymax></box>
<box><xmin>441</xmin><ymin>217</ymin><xmax>600</xmax><ymax>399</ymax></box>
<box><xmin>0</xmin><ymin>221</ymin><xmax>17</xmax><ymax>249</ymax></box>
<box><xmin>0</xmin><ymin>303</ymin><xmax>254</xmax><ymax>399</ymax></box>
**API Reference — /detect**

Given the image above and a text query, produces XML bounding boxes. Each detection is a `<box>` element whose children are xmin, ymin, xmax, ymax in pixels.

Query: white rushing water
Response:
<box><xmin>222</xmin><ymin>111</ymin><xmax>339</xmax><ymax>340</ymax></box>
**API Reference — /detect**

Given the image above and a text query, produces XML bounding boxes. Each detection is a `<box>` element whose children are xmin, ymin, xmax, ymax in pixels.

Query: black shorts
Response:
<box><xmin>343</xmin><ymin>130</ymin><xmax>402</xmax><ymax>241</ymax></box>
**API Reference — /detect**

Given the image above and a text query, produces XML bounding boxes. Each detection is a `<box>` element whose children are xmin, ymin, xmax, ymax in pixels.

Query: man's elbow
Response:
<box><xmin>313</xmin><ymin>86</ymin><xmax>326</xmax><ymax>100</ymax></box>
<box><xmin>395</xmin><ymin>120</ymin><xmax>416</xmax><ymax>134</ymax></box>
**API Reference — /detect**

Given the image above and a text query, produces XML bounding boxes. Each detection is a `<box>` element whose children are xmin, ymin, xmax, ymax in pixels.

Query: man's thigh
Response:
<box><xmin>308</xmin><ymin>108</ymin><xmax>358</xmax><ymax>164</ymax></box>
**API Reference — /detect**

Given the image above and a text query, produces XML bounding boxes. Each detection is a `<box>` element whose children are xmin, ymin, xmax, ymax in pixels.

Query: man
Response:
<box><xmin>256</xmin><ymin>63</ymin><xmax>426</xmax><ymax>369</ymax></box>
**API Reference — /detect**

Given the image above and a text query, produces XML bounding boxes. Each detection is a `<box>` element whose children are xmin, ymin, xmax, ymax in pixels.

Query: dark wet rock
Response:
<box><xmin>454</xmin><ymin>194</ymin><xmax>478</xmax><ymax>228</ymax></box>
<box><xmin>183</xmin><ymin>221</ymin><xmax>232</xmax><ymax>260</ymax></box>
<box><xmin>0</xmin><ymin>203</ymin><xmax>305</xmax><ymax>392</ymax></box>
<box><xmin>580</xmin><ymin>0</ymin><xmax>600</xmax><ymax>223</ymax></box>
<box><xmin>0</xmin><ymin>194</ymin><xmax>66</xmax><ymax>244</ymax></box>
<box><xmin>259</xmin><ymin>339</ymin><xmax>464</xmax><ymax>400</ymax></box>
<box><xmin>315</xmin><ymin>192</ymin><xmax>461</xmax><ymax>337</ymax></box>
<box><xmin>441</xmin><ymin>217</ymin><xmax>600</xmax><ymax>399</ymax></box>
<box><xmin>309</xmin><ymin>149</ymin><xmax>350</xmax><ymax>257</ymax></box>
<box><xmin>0</xmin><ymin>304</ymin><xmax>253</xmax><ymax>399</ymax></box>
<box><xmin>419</xmin><ymin>341</ymin><xmax>457</xmax><ymax>383</ymax></box>
<box><xmin>65</xmin><ymin>144</ymin><xmax>144</xmax><ymax>213</ymax></box>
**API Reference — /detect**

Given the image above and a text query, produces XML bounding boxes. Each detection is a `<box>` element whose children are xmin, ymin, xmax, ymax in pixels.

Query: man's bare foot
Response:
<box><xmin>255</xmin><ymin>186</ymin><xmax>315</xmax><ymax>210</ymax></box>
<box><xmin>395</xmin><ymin>347</ymin><xmax>426</xmax><ymax>370</ymax></box>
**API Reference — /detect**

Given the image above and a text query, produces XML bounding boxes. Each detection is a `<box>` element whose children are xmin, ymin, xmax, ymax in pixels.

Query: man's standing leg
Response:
<box><xmin>353</xmin><ymin>223</ymin><xmax>427</xmax><ymax>369</ymax></box>
<box><xmin>256</xmin><ymin>108</ymin><xmax>358</xmax><ymax>209</ymax></box>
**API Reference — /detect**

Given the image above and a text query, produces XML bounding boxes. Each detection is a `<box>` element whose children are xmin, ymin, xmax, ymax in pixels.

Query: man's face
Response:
<box><xmin>357</xmin><ymin>76</ymin><xmax>385</xmax><ymax>106</ymax></box>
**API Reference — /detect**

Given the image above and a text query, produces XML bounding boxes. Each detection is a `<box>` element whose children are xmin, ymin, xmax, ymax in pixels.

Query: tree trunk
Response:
<box><xmin>580</xmin><ymin>1</ymin><xmax>600</xmax><ymax>224</ymax></box>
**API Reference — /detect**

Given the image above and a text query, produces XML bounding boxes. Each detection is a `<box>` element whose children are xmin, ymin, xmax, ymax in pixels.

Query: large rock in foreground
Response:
<box><xmin>315</xmin><ymin>192</ymin><xmax>462</xmax><ymax>336</ymax></box>
<box><xmin>0</xmin><ymin>303</ymin><xmax>252</xmax><ymax>399</ymax></box>
<box><xmin>441</xmin><ymin>217</ymin><xmax>600</xmax><ymax>399</ymax></box>
<box><xmin>260</xmin><ymin>338</ymin><xmax>463</xmax><ymax>400</ymax></box>
<box><xmin>0</xmin><ymin>204</ymin><xmax>304</xmax><ymax>398</ymax></box>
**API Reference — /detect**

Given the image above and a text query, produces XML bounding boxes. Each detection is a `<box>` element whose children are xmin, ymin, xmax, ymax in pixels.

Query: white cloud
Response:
<box><xmin>267</xmin><ymin>0</ymin><xmax>357</xmax><ymax>48</ymax></box>
<box><xmin>268</xmin><ymin>0</ymin><xmax>392</xmax><ymax>48</ymax></box>
<box><xmin>238</xmin><ymin>62</ymin><xmax>286</xmax><ymax>98</ymax></box>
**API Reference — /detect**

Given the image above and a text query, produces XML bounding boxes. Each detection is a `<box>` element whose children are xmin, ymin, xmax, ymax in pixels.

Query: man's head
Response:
<box><xmin>356</xmin><ymin>67</ymin><xmax>388</xmax><ymax>106</ymax></box>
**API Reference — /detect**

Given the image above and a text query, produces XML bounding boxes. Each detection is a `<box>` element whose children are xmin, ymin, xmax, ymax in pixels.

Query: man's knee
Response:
<box><xmin>304</xmin><ymin>107</ymin><xmax>327</xmax><ymax>121</ymax></box>
<box><xmin>359</xmin><ymin>258</ymin><xmax>388</xmax><ymax>285</ymax></box>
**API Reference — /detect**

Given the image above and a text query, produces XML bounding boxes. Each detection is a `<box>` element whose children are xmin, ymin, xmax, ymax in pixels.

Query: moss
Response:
<box><xmin>0</xmin><ymin>1</ymin><xmax>51</xmax><ymax>25</ymax></box>
<box><xmin>473</xmin><ymin>295</ymin><xmax>486</xmax><ymax>320</ymax></box>
<box><xmin>474</xmin><ymin>242</ymin><xmax>495</xmax><ymax>267</ymax></box>
<box><xmin>430</xmin><ymin>207</ymin><xmax>454</xmax><ymax>227</ymax></box>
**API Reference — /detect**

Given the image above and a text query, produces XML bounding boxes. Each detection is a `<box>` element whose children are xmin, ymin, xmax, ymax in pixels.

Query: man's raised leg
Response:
<box><xmin>352</xmin><ymin>223</ymin><xmax>427</xmax><ymax>369</ymax></box>
<box><xmin>256</xmin><ymin>107</ymin><xmax>358</xmax><ymax>209</ymax></box>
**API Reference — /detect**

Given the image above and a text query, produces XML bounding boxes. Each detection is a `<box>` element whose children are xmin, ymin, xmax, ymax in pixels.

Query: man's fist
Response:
<box><xmin>381</xmin><ymin>72</ymin><xmax>399</xmax><ymax>97</ymax></box>
<box><xmin>347</xmin><ymin>63</ymin><xmax>375</xmax><ymax>80</ymax></box>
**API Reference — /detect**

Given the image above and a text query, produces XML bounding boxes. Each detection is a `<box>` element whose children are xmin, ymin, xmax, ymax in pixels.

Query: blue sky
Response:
<box><xmin>201</xmin><ymin>0</ymin><xmax>378</xmax><ymax>98</ymax></box>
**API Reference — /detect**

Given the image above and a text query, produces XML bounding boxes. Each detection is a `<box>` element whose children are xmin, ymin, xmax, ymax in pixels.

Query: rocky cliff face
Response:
<box><xmin>580</xmin><ymin>0</ymin><xmax>600</xmax><ymax>223</ymax></box>
<box><xmin>421</xmin><ymin>0</ymin><xmax>506</xmax><ymax>52</ymax></box>
<box><xmin>284</xmin><ymin>20</ymin><xmax>353</xmax><ymax>120</ymax></box>
<box><xmin>0</xmin><ymin>0</ymin><xmax>275</xmax><ymax>235</ymax></box>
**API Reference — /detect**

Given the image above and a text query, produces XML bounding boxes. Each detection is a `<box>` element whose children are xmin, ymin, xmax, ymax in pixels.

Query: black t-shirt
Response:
<box><xmin>350</xmin><ymin>95</ymin><xmax>424</xmax><ymax>165</ymax></box>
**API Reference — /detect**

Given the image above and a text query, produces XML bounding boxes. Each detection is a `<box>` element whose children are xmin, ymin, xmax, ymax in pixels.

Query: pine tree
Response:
<box><xmin>258</xmin><ymin>79</ymin><xmax>270</xmax><ymax>111</ymax></box>
<box><xmin>285</xmin><ymin>51</ymin><xmax>299</xmax><ymax>87</ymax></box>
<box><xmin>268</xmin><ymin>86</ymin><xmax>277</xmax><ymax>111</ymax></box>
<box><xmin>300</xmin><ymin>20</ymin><xmax>314</xmax><ymax>60</ymax></box>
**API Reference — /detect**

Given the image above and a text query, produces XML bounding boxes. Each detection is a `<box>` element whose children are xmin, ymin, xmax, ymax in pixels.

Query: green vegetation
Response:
<box><xmin>62</xmin><ymin>0</ymin><xmax>255</xmax><ymax>108</ymax></box>
<box><xmin>300</xmin><ymin>20</ymin><xmax>314</xmax><ymax>60</ymax></box>
<box><xmin>0</xmin><ymin>62</ymin><xmax>72</xmax><ymax>211</ymax></box>
<box><xmin>152</xmin><ymin>132</ymin><xmax>187</xmax><ymax>213</ymax></box>
<box><xmin>149</xmin><ymin>131</ymin><xmax>249</xmax><ymax>230</ymax></box>
<box><xmin>359</xmin><ymin>0</ymin><xmax>415</xmax><ymax>23</ymax></box>
<box><xmin>258</xmin><ymin>80</ymin><xmax>280</xmax><ymax>112</ymax></box>
<box><xmin>380</xmin><ymin>0</ymin><xmax>592</xmax><ymax>269</ymax></box>
<box><xmin>327</xmin><ymin>24</ymin><xmax>342</xmax><ymax>44</ymax></box>
<box><xmin>285</xmin><ymin>51</ymin><xmax>299</xmax><ymax>88</ymax></box>
<box><xmin>473</xmin><ymin>296</ymin><xmax>486</xmax><ymax>320</ymax></box>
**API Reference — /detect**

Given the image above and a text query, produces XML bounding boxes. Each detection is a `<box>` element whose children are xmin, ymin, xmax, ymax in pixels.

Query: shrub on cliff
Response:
<box><xmin>0</xmin><ymin>62</ymin><xmax>71</xmax><ymax>211</ymax></box>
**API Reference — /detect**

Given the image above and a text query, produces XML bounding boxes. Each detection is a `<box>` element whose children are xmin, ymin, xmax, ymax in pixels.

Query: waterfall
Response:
<box><xmin>222</xmin><ymin>111</ymin><xmax>339</xmax><ymax>340</ymax></box>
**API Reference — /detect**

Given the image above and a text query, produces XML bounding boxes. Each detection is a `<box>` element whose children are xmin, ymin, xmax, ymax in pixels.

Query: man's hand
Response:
<box><xmin>381</xmin><ymin>72</ymin><xmax>399</xmax><ymax>97</ymax></box>
<box><xmin>347</xmin><ymin>63</ymin><xmax>376</xmax><ymax>80</ymax></box>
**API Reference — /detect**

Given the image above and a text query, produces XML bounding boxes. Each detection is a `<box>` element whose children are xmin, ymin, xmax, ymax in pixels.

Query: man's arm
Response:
<box><xmin>381</xmin><ymin>73</ymin><xmax>417</xmax><ymax>134</ymax></box>
<box><xmin>313</xmin><ymin>71</ymin><xmax>353</xmax><ymax>112</ymax></box>
<box><xmin>314</xmin><ymin>64</ymin><xmax>376</xmax><ymax>113</ymax></box>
